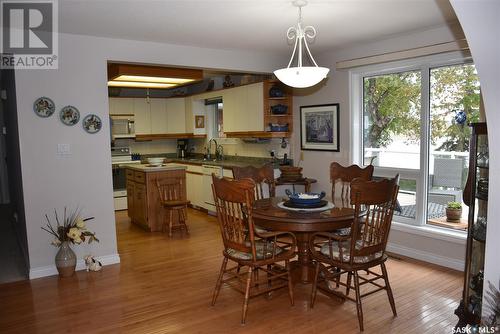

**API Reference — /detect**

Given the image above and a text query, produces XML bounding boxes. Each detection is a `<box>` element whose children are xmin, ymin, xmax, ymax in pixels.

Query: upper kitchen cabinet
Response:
<box><xmin>149</xmin><ymin>99</ymin><xmax>168</xmax><ymax>134</ymax></box>
<box><xmin>150</xmin><ymin>98</ymin><xmax>186</xmax><ymax>134</ymax></box>
<box><xmin>223</xmin><ymin>82</ymin><xmax>264</xmax><ymax>134</ymax></box>
<box><xmin>109</xmin><ymin>97</ymin><xmax>135</xmax><ymax>115</ymax></box>
<box><xmin>133</xmin><ymin>98</ymin><xmax>152</xmax><ymax>135</ymax></box>
<box><xmin>166</xmin><ymin>98</ymin><xmax>186</xmax><ymax>134</ymax></box>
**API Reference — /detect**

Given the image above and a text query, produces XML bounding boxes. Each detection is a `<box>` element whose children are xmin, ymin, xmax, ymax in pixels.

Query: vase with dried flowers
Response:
<box><xmin>41</xmin><ymin>208</ymin><xmax>99</xmax><ymax>277</ymax></box>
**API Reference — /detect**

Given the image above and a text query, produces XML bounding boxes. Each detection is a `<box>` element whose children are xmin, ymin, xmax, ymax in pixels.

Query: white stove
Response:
<box><xmin>111</xmin><ymin>147</ymin><xmax>141</xmax><ymax>211</ymax></box>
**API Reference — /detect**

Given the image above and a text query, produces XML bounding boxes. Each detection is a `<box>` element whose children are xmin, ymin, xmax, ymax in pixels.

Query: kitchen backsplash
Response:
<box><xmin>114</xmin><ymin>137</ymin><xmax>291</xmax><ymax>160</ymax></box>
<box><xmin>190</xmin><ymin>137</ymin><xmax>291</xmax><ymax>159</ymax></box>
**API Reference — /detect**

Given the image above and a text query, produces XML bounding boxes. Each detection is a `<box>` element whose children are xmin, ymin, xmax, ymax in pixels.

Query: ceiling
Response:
<box><xmin>59</xmin><ymin>0</ymin><xmax>458</xmax><ymax>55</ymax></box>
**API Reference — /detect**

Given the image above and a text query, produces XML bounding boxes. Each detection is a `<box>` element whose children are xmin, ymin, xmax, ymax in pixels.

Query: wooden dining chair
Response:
<box><xmin>309</xmin><ymin>175</ymin><xmax>400</xmax><ymax>332</ymax></box>
<box><xmin>211</xmin><ymin>175</ymin><xmax>296</xmax><ymax>324</ymax></box>
<box><xmin>232</xmin><ymin>164</ymin><xmax>276</xmax><ymax>235</ymax></box>
<box><xmin>232</xmin><ymin>163</ymin><xmax>276</xmax><ymax>200</ymax></box>
<box><xmin>156</xmin><ymin>178</ymin><xmax>190</xmax><ymax>237</ymax></box>
<box><xmin>330</xmin><ymin>162</ymin><xmax>374</xmax><ymax>205</ymax></box>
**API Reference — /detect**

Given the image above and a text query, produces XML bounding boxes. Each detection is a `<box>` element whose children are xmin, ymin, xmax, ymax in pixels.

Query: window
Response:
<box><xmin>363</xmin><ymin>70</ymin><xmax>421</xmax><ymax>169</ymax></box>
<box><xmin>353</xmin><ymin>55</ymin><xmax>480</xmax><ymax>229</ymax></box>
<box><xmin>205</xmin><ymin>98</ymin><xmax>225</xmax><ymax>139</ymax></box>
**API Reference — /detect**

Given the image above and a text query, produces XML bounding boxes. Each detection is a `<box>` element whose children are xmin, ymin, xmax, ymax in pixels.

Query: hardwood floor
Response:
<box><xmin>0</xmin><ymin>209</ymin><xmax>462</xmax><ymax>333</ymax></box>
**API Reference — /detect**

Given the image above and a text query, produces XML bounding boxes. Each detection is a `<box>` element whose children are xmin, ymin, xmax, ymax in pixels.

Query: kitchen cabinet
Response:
<box><xmin>133</xmin><ymin>98</ymin><xmax>152</xmax><ymax>135</ymax></box>
<box><xmin>223</xmin><ymin>83</ymin><xmax>264</xmax><ymax>133</ymax></box>
<box><xmin>109</xmin><ymin>97</ymin><xmax>135</xmax><ymax>115</ymax></box>
<box><xmin>133</xmin><ymin>183</ymin><xmax>148</xmax><ymax>228</ymax></box>
<box><xmin>126</xmin><ymin>182</ymin><xmax>135</xmax><ymax>217</ymax></box>
<box><xmin>184</xmin><ymin>98</ymin><xmax>194</xmax><ymax>133</ymax></box>
<box><xmin>223</xmin><ymin>169</ymin><xmax>234</xmax><ymax>179</ymax></box>
<box><xmin>166</xmin><ymin>98</ymin><xmax>186</xmax><ymax>134</ymax></box>
<box><xmin>150</xmin><ymin>99</ymin><xmax>168</xmax><ymax>134</ymax></box>
<box><xmin>126</xmin><ymin>166</ymin><xmax>187</xmax><ymax>231</ymax></box>
<box><xmin>186</xmin><ymin>171</ymin><xmax>203</xmax><ymax>208</ymax></box>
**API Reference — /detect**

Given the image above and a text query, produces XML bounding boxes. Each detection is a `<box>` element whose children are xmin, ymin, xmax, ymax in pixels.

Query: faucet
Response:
<box><xmin>207</xmin><ymin>138</ymin><xmax>218</xmax><ymax>160</ymax></box>
<box><xmin>216</xmin><ymin>144</ymin><xmax>224</xmax><ymax>161</ymax></box>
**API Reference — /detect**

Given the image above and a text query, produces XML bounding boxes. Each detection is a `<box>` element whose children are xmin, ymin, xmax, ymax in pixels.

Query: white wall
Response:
<box><xmin>292</xmin><ymin>24</ymin><xmax>467</xmax><ymax>270</ymax></box>
<box><xmin>451</xmin><ymin>0</ymin><xmax>500</xmax><ymax>307</ymax></box>
<box><xmin>15</xmin><ymin>32</ymin><xmax>283</xmax><ymax>278</ymax></box>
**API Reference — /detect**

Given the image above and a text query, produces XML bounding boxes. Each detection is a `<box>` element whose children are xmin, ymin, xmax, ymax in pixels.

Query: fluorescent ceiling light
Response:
<box><xmin>114</xmin><ymin>75</ymin><xmax>195</xmax><ymax>84</ymax></box>
<box><xmin>107</xmin><ymin>81</ymin><xmax>176</xmax><ymax>89</ymax></box>
<box><xmin>274</xmin><ymin>0</ymin><xmax>329</xmax><ymax>88</ymax></box>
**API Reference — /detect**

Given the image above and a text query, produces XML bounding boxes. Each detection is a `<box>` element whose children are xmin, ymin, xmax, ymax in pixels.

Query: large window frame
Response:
<box><xmin>350</xmin><ymin>51</ymin><xmax>474</xmax><ymax>230</ymax></box>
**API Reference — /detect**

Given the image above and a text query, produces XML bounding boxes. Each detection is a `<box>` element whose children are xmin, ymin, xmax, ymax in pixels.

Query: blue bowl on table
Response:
<box><xmin>285</xmin><ymin>189</ymin><xmax>326</xmax><ymax>205</ymax></box>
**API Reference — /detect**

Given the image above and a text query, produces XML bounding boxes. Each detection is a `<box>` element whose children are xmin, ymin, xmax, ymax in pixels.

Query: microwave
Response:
<box><xmin>111</xmin><ymin>115</ymin><xmax>135</xmax><ymax>139</ymax></box>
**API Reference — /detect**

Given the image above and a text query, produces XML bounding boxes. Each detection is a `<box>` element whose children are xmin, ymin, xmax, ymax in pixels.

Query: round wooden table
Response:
<box><xmin>253</xmin><ymin>197</ymin><xmax>356</xmax><ymax>284</ymax></box>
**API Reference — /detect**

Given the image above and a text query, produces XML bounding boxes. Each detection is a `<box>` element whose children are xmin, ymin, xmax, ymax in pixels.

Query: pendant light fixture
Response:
<box><xmin>274</xmin><ymin>0</ymin><xmax>329</xmax><ymax>88</ymax></box>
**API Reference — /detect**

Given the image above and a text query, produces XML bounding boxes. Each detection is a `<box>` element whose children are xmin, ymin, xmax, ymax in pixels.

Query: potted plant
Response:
<box><xmin>446</xmin><ymin>201</ymin><xmax>462</xmax><ymax>222</ymax></box>
<box><xmin>41</xmin><ymin>208</ymin><xmax>99</xmax><ymax>277</ymax></box>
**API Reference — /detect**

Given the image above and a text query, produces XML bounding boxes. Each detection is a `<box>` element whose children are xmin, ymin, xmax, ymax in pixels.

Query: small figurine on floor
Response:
<box><xmin>84</xmin><ymin>255</ymin><xmax>102</xmax><ymax>272</ymax></box>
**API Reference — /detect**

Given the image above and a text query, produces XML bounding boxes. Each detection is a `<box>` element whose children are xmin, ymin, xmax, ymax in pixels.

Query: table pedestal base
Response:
<box><xmin>290</xmin><ymin>260</ymin><xmax>316</xmax><ymax>284</ymax></box>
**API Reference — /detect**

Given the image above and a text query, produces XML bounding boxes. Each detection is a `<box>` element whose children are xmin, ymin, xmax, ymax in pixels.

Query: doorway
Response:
<box><xmin>0</xmin><ymin>68</ymin><xmax>29</xmax><ymax>283</ymax></box>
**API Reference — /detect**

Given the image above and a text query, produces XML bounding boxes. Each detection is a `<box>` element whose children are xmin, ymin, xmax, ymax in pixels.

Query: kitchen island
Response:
<box><xmin>126</xmin><ymin>164</ymin><xmax>187</xmax><ymax>231</ymax></box>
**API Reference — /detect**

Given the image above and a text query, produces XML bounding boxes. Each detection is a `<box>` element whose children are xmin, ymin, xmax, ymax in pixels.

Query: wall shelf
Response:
<box><xmin>263</xmin><ymin>80</ymin><xmax>293</xmax><ymax>138</ymax></box>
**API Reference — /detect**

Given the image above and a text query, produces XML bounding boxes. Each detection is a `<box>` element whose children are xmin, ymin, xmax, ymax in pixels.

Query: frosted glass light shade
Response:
<box><xmin>274</xmin><ymin>66</ymin><xmax>329</xmax><ymax>88</ymax></box>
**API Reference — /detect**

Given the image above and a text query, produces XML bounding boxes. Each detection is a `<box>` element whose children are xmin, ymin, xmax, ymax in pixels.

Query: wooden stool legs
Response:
<box><xmin>162</xmin><ymin>206</ymin><xmax>189</xmax><ymax>237</ymax></box>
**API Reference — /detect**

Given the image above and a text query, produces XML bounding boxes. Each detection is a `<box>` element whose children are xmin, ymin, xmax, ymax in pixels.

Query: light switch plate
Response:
<box><xmin>57</xmin><ymin>143</ymin><xmax>71</xmax><ymax>157</ymax></box>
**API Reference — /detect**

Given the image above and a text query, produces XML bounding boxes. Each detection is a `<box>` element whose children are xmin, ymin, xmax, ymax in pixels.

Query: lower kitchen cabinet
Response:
<box><xmin>126</xmin><ymin>167</ymin><xmax>186</xmax><ymax>231</ymax></box>
<box><xmin>186</xmin><ymin>171</ymin><xmax>203</xmax><ymax>208</ymax></box>
<box><xmin>133</xmin><ymin>183</ymin><xmax>148</xmax><ymax>228</ymax></box>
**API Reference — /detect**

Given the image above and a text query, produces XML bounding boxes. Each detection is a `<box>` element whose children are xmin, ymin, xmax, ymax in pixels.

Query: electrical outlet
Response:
<box><xmin>300</xmin><ymin>151</ymin><xmax>304</xmax><ymax>161</ymax></box>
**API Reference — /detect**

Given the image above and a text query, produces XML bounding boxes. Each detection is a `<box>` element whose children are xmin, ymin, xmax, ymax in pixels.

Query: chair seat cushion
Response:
<box><xmin>320</xmin><ymin>239</ymin><xmax>383</xmax><ymax>264</ymax></box>
<box><xmin>227</xmin><ymin>240</ymin><xmax>283</xmax><ymax>261</ymax></box>
<box><xmin>332</xmin><ymin>227</ymin><xmax>351</xmax><ymax>236</ymax></box>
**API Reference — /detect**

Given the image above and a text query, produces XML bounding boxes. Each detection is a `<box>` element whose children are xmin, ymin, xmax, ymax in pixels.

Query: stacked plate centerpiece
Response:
<box><xmin>284</xmin><ymin>189</ymin><xmax>327</xmax><ymax>209</ymax></box>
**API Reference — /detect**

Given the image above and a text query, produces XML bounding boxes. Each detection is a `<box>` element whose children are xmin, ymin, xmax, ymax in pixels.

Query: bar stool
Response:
<box><xmin>156</xmin><ymin>178</ymin><xmax>190</xmax><ymax>237</ymax></box>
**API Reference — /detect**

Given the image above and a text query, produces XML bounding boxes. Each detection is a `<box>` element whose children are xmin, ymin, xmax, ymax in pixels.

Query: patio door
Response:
<box><xmin>359</xmin><ymin>60</ymin><xmax>480</xmax><ymax>229</ymax></box>
<box><xmin>426</xmin><ymin>64</ymin><xmax>480</xmax><ymax>228</ymax></box>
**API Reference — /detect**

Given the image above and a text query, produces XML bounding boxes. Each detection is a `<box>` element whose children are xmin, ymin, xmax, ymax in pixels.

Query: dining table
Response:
<box><xmin>253</xmin><ymin>196</ymin><xmax>358</xmax><ymax>284</ymax></box>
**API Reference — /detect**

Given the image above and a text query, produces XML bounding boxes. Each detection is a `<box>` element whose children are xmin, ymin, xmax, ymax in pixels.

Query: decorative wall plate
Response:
<box><xmin>59</xmin><ymin>105</ymin><xmax>80</xmax><ymax>126</ymax></box>
<box><xmin>82</xmin><ymin>114</ymin><xmax>102</xmax><ymax>134</ymax></box>
<box><xmin>33</xmin><ymin>97</ymin><xmax>55</xmax><ymax>117</ymax></box>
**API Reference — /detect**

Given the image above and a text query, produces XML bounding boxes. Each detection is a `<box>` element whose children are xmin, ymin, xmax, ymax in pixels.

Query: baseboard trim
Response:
<box><xmin>386</xmin><ymin>243</ymin><xmax>464</xmax><ymax>271</ymax></box>
<box><xmin>29</xmin><ymin>253</ymin><xmax>120</xmax><ymax>280</ymax></box>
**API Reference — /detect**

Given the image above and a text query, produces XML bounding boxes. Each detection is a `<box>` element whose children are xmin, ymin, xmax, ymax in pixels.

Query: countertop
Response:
<box><xmin>133</xmin><ymin>154</ymin><xmax>292</xmax><ymax>170</ymax></box>
<box><xmin>164</xmin><ymin>158</ymin><xmax>273</xmax><ymax>169</ymax></box>
<box><xmin>125</xmin><ymin>164</ymin><xmax>187</xmax><ymax>172</ymax></box>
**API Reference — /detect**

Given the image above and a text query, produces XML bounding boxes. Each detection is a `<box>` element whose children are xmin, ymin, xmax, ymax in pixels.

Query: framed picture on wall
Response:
<box><xmin>195</xmin><ymin>115</ymin><xmax>205</xmax><ymax>129</ymax></box>
<box><xmin>300</xmin><ymin>103</ymin><xmax>340</xmax><ymax>151</ymax></box>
